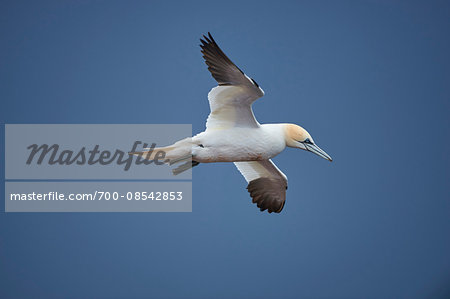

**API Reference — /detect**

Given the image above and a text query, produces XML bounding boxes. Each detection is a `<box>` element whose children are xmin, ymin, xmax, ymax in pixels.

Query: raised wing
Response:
<box><xmin>200</xmin><ymin>33</ymin><xmax>264</xmax><ymax>130</ymax></box>
<box><xmin>234</xmin><ymin>160</ymin><xmax>288</xmax><ymax>213</ymax></box>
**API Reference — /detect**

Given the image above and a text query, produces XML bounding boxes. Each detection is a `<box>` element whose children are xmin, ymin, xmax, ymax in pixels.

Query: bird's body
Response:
<box><xmin>131</xmin><ymin>33</ymin><xmax>332</xmax><ymax>213</ymax></box>
<box><xmin>192</xmin><ymin>124</ymin><xmax>286</xmax><ymax>163</ymax></box>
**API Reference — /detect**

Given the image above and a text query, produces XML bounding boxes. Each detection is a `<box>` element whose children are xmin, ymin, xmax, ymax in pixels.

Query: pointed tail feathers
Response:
<box><xmin>128</xmin><ymin>137</ymin><xmax>196</xmax><ymax>175</ymax></box>
<box><xmin>129</xmin><ymin>145</ymin><xmax>174</xmax><ymax>163</ymax></box>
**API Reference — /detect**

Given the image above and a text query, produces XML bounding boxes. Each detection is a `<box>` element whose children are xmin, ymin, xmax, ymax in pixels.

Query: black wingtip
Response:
<box><xmin>247</xmin><ymin>178</ymin><xmax>287</xmax><ymax>214</ymax></box>
<box><xmin>199</xmin><ymin>33</ymin><xmax>213</xmax><ymax>49</ymax></box>
<box><xmin>198</xmin><ymin>31</ymin><xmax>249</xmax><ymax>86</ymax></box>
<box><xmin>202</xmin><ymin>34</ymin><xmax>211</xmax><ymax>44</ymax></box>
<box><xmin>208</xmin><ymin>32</ymin><xmax>214</xmax><ymax>42</ymax></box>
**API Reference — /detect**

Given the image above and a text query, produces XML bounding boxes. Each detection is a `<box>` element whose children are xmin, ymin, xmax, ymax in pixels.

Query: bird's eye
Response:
<box><xmin>304</xmin><ymin>138</ymin><xmax>313</xmax><ymax>144</ymax></box>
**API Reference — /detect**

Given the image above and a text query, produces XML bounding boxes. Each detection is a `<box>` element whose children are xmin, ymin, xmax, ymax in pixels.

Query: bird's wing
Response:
<box><xmin>200</xmin><ymin>33</ymin><xmax>264</xmax><ymax>130</ymax></box>
<box><xmin>234</xmin><ymin>160</ymin><xmax>288</xmax><ymax>213</ymax></box>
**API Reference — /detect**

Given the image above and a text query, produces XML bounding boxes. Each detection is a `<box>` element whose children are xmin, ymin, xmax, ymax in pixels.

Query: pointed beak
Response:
<box><xmin>305</xmin><ymin>143</ymin><xmax>333</xmax><ymax>162</ymax></box>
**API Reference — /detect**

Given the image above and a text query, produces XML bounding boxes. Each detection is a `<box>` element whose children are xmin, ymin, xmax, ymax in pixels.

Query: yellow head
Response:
<box><xmin>284</xmin><ymin>124</ymin><xmax>332</xmax><ymax>161</ymax></box>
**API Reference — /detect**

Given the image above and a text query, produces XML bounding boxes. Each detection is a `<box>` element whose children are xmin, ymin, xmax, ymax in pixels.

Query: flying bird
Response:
<box><xmin>132</xmin><ymin>33</ymin><xmax>332</xmax><ymax>213</ymax></box>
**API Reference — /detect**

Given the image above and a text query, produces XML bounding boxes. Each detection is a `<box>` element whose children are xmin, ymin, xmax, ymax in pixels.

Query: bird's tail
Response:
<box><xmin>129</xmin><ymin>137</ymin><xmax>197</xmax><ymax>175</ymax></box>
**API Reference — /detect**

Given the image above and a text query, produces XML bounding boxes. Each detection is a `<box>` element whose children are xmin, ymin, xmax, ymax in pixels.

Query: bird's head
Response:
<box><xmin>284</xmin><ymin>124</ymin><xmax>332</xmax><ymax>162</ymax></box>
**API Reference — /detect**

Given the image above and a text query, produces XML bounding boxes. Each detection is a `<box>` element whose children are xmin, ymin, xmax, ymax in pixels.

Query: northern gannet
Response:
<box><xmin>133</xmin><ymin>33</ymin><xmax>332</xmax><ymax>213</ymax></box>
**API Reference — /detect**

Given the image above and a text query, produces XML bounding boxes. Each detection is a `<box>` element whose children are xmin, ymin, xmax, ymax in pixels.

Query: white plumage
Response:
<box><xmin>132</xmin><ymin>33</ymin><xmax>332</xmax><ymax>213</ymax></box>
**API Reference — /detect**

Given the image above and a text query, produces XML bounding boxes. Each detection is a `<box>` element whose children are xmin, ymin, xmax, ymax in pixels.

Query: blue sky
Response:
<box><xmin>1</xmin><ymin>1</ymin><xmax>450</xmax><ymax>298</ymax></box>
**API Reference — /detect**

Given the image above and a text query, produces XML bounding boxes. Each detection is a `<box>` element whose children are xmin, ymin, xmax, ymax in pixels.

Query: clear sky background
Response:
<box><xmin>1</xmin><ymin>1</ymin><xmax>449</xmax><ymax>298</ymax></box>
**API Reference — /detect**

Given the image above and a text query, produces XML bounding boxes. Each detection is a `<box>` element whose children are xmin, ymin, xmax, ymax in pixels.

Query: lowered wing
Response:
<box><xmin>234</xmin><ymin>160</ymin><xmax>288</xmax><ymax>213</ymax></box>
